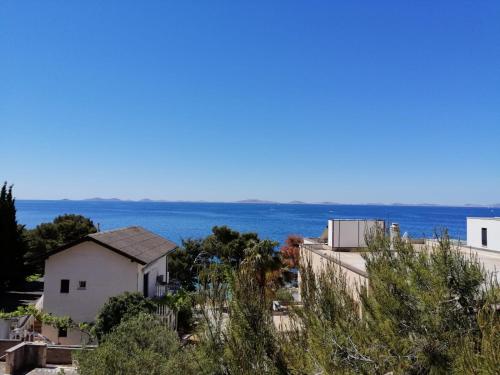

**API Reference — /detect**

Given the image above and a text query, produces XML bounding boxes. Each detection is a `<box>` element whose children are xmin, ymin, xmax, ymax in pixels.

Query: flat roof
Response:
<box><xmin>328</xmin><ymin>218</ymin><xmax>384</xmax><ymax>222</ymax></box>
<box><xmin>303</xmin><ymin>244</ymin><xmax>500</xmax><ymax>281</ymax></box>
<box><xmin>467</xmin><ymin>217</ymin><xmax>500</xmax><ymax>221</ymax></box>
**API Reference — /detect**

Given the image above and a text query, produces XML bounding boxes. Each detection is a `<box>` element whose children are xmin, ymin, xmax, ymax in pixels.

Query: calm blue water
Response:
<box><xmin>16</xmin><ymin>200</ymin><xmax>498</xmax><ymax>245</ymax></box>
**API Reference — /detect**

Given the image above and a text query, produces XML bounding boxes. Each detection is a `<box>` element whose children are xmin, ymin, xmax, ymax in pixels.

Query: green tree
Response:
<box><xmin>0</xmin><ymin>182</ymin><xmax>27</xmax><ymax>290</ymax></box>
<box><xmin>285</xmin><ymin>231</ymin><xmax>497</xmax><ymax>374</ymax></box>
<box><xmin>223</xmin><ymin>258</ymin><xmax>289</xmax><ymax>375</ymax></box>
<box><xmin>360</xmin><ymin>233</ymin><xmax>487</xmax><ymax>374</ymax></box>
<box><xmin>452</xmin><ymin>290</ymin><xmax>500</xmax><ymax>373</ymax></box>
<box><xmin>93</xmin><ymin>292</ymin><xmax>156</xmax><ymax>342</ymax></box>
<box><xmin>25</xmin><ymin>214</ymin><xmax>97</xmax><ymax>272</ymax></box>
<box><xmin>77</xmin><ymin>313</ymin><xmax>199</xmax><ymax>375</ymax></box>
<box><xmin>169</xmin><ymin>226</ymin><xmax>284</xmax><ymax>292</ymax></box>
<box><xmin>204</xmin><ymin>225</ymin><xmax>260</xmax><ymax>267</ymax></box>
<box><xmin>168</xmin><ymin>239</ymin><xmax>204</xmax><ymax>291</ymax></box>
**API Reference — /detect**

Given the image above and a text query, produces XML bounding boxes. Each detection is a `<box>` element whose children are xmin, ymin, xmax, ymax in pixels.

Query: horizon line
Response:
<box><xmin>14</xmin><ymin>198</ymin><xmax>500</xmax><ymax>209</ymax></box>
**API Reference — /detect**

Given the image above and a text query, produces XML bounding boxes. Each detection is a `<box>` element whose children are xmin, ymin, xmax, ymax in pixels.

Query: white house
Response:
<box><xmin>41</xmin><ymin>226</ymin><xmax>177</xmax><ymax>344</ymax></box>
<box><xmin>467</xmin><ymin>217</ymin><xmax>500</xmax><ymax>252</ymax></box>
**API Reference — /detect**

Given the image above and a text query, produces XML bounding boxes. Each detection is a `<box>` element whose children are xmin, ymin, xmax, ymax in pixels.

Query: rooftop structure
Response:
<box><xmin>467</xmin><ymin>217</ymin><xmax>500</xmax><ymax>252</ymax></box>
<box><xmin>305</xmin><ymin>218</ymin><xmax>385</xmax><ymax>251</ymax></box>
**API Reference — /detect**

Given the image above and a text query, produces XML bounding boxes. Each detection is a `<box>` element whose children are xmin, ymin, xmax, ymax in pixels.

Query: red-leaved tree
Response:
<box><xmin>280</xmin><ymin>235</ymin><xmax>303</xmax><ymax>269</ymax></box>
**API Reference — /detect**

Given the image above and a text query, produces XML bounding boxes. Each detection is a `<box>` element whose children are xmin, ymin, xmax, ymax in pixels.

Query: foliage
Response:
<box><xmin>283</xmin><ymin>231</ymin><xmax>498</xmax><ymax>374</ymax></box>
<box><xmin>24</xmin><ymin>214</ymin><xmax>97</xmax><ymax>272</ymax></box>
<box><xmin>452</xmin><ymin>289</ymin><xmax>500</xmax><ymax>373</ymax></box>
<box><xmin>25</xmin><ymin>273</ymin><xmax>42</xmax><ymax>282</ymax></box>
<box><xmin>223</xmin><ymin>258</ymin><xmax>289</xmax><ymax>374</ymax></box>
<box><xmin>93</xmin><ymin>292</ymin><xmax>156</xmax><ymax>342</ymax></box>
<box><xmin>203</xmin><ymin>226</ymin><xmax>260</xmax><ymax>268</ymax></box>
<box><xmin>158</xmin><ymin>288</ymin><xmax>195</xmax><ymax>332</ymax></box>
<box><xmin>168</xmin><ymin>239</ymin><xmax>204</xmax><ymax>291</ymax></box>
<box><xmin>194</xmin><ymin>259</ymin><xmax>288</xmax><ymax>374</ymax></box>
<box><xmin>0</xmin><ymin>304</ymin><xmax>92</xmax><ymax>338</ymax></box>
<box><xmin>360</xmin><ymin>232</ymin><xmax>487</xmax><ymax>373</ymax></box>
<box><xmin>77</xmin><ymin>313</ymin><xmax>199</xmax><ymax>375</ymax></box>
<box><xmin>283</xmin><ymin>257</ymin><xmax>364</xmax><ymax>374</ymax></box>
<box><xmin>280</xmin><ymin>234</ymin><xmax>302</xmax><ymax>269</ymax></box>
<box><xmin>274</xmin><ymin>287</ymin><xmax>294</xmax><ymax>303</ymax></box>
<box><xmin>168</xmin><ymin>226</ymin><xmax>284</xmax><ymax>292</ymax></box>
<box><xmin>0</xmin><ymin>182</ymin><xmax>28</xmax><ymax>290</ymax></box>
<box><xmin>74</xmin><ymin>228</ymin><xmax>500</xmax><ymax>374</ymax></box>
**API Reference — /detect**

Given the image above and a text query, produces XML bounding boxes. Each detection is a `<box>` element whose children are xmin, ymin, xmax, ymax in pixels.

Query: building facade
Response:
<box><xmin>467</xmin><ymin>217</ymin><xmax>500</xmax><ymax>252</ymax></box>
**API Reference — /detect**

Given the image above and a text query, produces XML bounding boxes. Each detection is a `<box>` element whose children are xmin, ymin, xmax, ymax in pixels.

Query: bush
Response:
<box><xmin>275</xmin><ymin>287</ymin><xmax>294</xmax><ymax>302</ymax></box>
<box><xmin>77</xmin><ymin>313</ymin><xmax>198</xmax><ymax>375</ymax></box>
<box><xmin>93</xmin><ymin>292</ymin><xmax>156</xmax><ymax>342</ymax></box>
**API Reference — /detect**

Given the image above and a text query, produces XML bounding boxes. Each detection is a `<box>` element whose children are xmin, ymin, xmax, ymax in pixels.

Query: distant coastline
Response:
<box><xmin>18</xmin><ymin>198</ymin><xmax>500</xmax><ymax>209</ymax></box>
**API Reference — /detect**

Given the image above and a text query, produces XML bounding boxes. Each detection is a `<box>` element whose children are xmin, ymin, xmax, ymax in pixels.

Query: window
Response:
<box><xmin>78</xmin><ymin>281</ymin><xmax>86</xmax><ymax>290</ymax></box>
<box><xmin>58</xmin><ymin>327</ymin><xmax>67</xmax><ymax>338</ymax></box>
<box><xmin>60</xmin><ymin>279</ymin><xmax>69</xmax><ymax>293</ymax></box>
<box><xmin>482</xmin><ymin>228</ymin><xmax>488</xmax><ymax>247</ymax></box>
<box><xmin>143</xmin><ymin>273</ymin><xmax>149</xmax><ymax>297</ymax></box>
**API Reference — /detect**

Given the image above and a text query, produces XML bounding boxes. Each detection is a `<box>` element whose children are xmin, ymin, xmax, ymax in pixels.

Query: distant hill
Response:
<box><xmin>236</xmin><ymin>199</ymin><xmax>278</xmax><ymax>204</ymax></box>
<box><xmin>84</xmin><ymin>197</ymin><xmax>122</xmax><ymax>202</ymax></box>
<box><xmin>288</xmin><ymin>200</ymin><xmax>306</xmax><ymax>204</ymax></box>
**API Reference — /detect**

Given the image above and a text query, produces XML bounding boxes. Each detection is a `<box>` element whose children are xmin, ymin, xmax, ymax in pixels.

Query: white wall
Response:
<box><xmin>142</xmin><ymin>254</ymin><xmax>167</xmax><ymax>297</ymax></box>
<box><xmin>299</xmin><ymin>247</ymin><xmax>368</xmax><ymax>302</ymax></box>
<box><xmin>328</xmin><ymin>220</ymin><xmax>384</xmax><ymax>249</ymax></box>
<box><xmin>467</xmin><ymin>218</ymin><xmax>500</xmax><ymax>252</ymax></box>
<box><xmin>42</xmin><ymin>241</ymin><xmax>141</xmax><ymax>344</ymax></box>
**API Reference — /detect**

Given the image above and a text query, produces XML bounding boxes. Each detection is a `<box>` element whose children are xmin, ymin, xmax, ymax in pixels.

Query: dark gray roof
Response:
<box><xmin>88</xmin><ymin>226</ymin><xmax>177</xmax><ymax>264</ymax></box>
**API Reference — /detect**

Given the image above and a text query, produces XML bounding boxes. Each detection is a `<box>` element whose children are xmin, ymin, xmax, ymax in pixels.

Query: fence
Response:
<box><xmin>156</xmin><ymin>304</ymin><xmax>177</xmax><ymax>331</ymax></box>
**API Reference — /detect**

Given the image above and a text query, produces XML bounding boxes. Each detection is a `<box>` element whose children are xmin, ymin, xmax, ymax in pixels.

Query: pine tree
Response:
<box><xmin>0</xmin><ymin>182</ymin><xmax>27</xmax><ymax>291</ymax></box>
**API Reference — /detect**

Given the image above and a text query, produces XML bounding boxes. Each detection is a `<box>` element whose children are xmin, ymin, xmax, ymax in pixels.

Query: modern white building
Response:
<box><xmin>306</xmin><ymin>219</ymin><xmax>385</xmax><ymax>250</ymax></box>
<box><xmin>467</xmin><ymin>217</ymin><xmax>500</xmax><ymax>252</ymax></box>
<box><xmin>41</xmin><ymin>226</ymin><xmax>177</xmax><ymax>344</ymax></box>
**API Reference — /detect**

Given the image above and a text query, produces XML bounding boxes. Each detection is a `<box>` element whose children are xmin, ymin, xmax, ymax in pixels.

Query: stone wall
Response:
<box><xmin>5</xmin><ymin>342</ymin><xmax>46</xmax><ymax>374</ymax></box>
<box><xmin>46</xmin><ymin>346</ymin><xmax>75</xmax><ymax>364</ymax></box>
<box><xmin>0</xmin><ymin>339</ymin><xmax>21</xmax><ymax>358</ymax></box>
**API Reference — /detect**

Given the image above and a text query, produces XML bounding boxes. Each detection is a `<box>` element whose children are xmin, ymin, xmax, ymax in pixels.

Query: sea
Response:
<box><xmin>16</xmin><ymin>200</ymin><xmax>499</xmax><ymax>246</ymax></box>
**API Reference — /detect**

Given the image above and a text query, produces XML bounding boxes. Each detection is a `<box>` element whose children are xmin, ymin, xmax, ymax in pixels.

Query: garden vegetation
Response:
<box><xmin>77</xmin><ymin>230</ymin><xmax>499</xmax><ymax>374</ymax></box>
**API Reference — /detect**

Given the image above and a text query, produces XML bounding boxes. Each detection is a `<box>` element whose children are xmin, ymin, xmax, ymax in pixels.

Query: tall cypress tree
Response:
<box><xmin>0</xmin><ymin>182</ymin><xmax>27</xmax><ymax>291</ymax></box>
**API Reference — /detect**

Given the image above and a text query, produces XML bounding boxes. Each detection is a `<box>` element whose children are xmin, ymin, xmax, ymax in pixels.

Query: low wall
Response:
<box><xmin>5</xmin><ymin>342</ymin><xmax>46</xmax><ymax>374</ymax></box>
<box><xmin>0</xmin><ymin>339</ymin><xmax>21</xmax><ymax>358</ymax></box>
<box><xmin>46</xmin><ymin>346</ymin><xmax>76</xmax><ymax>365</ymax></box>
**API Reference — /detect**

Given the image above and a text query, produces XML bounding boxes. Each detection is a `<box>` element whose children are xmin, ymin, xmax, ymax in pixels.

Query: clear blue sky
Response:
<box><xmin>1</xmin><ymin>1</ymin><xmax>499</xmax><ymax>205</ymax></box>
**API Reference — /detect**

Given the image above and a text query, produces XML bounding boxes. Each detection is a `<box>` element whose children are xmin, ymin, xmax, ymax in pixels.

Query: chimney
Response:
<box><xmin>390</xmin><ymin>223</ymin><xmax>400</xmax><ymax>250</ymax></box>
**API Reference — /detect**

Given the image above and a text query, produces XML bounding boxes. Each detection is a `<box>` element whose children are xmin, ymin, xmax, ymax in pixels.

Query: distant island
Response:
<box><xmin>44</xmin><ymin>198</ymin><xmax>500</xmax><ymax>208</ymax></box>
<box><xmin>236</xmin><ymin>199</ymin><xmax>278</xmax><ymax>204</ymax></box>
<box><xmin>83</xmin><ymin>197</ymin><xmax>122</xmax><ymax>202</ymax></box>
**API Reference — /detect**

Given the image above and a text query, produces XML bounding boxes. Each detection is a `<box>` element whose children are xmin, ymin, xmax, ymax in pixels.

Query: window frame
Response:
<box><xmin>78</xmin><ymin>280</ymin><xmax>87</xmax><ymax>290</ymax></box>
